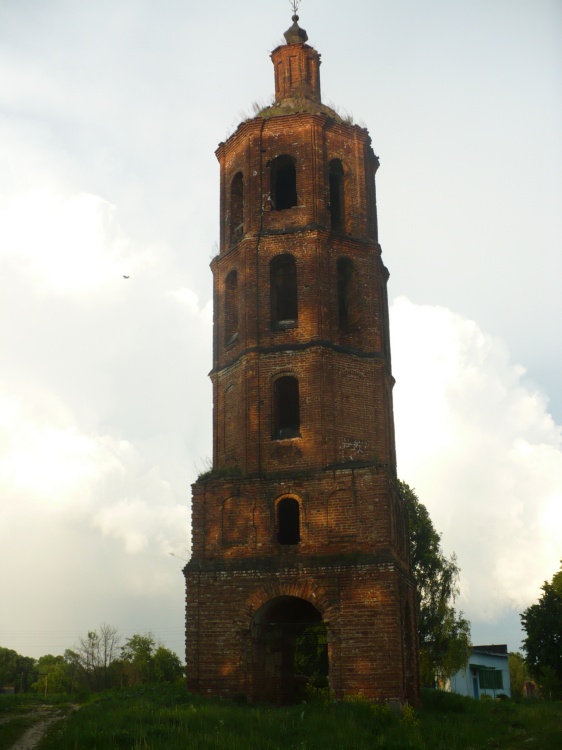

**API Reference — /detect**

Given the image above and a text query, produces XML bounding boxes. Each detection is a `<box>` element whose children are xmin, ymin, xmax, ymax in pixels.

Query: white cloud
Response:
<box><xmin>0</xmin><ymin>174</ymin><xmax>200</xmax><ymax>655</ymax></box>
<box><xmin>167</xmin><ymin>287</ymin><xmax>202</xmax><ymax>314</ymax></box>
<box><xmin>0</xmin><ymin>379</ymin><xmax>191</xmax><ymax>655</ymax></box>
<box><xmin>0</xmin><ymin>389</ymin><xmax>119</xmax><ymax>507</ymax></box>
<box><xmin>0</xmin><ymin>190</ymin><xmax>139</xmax><ymax>294</ymax></box>
<box><xmin>391</xmin><ymin>297</ymin><xmax>562</xmax><ymax>623</ymax></box>
<box><xmin>0</xmin><ymin>386</ymin><xmax>188</xmax><ymax>544</ymax></box>
<box><xmin>166</xmin><ymin>287</ymin><xmax>213</xmax><ymax>334</ymax></box>
<box><xmin>93</xmin><ymin>494</ymin><xmax>188</xmax><ymax>556</ymax></box>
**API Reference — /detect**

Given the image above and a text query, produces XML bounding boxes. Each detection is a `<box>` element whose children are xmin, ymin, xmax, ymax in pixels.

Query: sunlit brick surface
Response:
<box><xmin>185</xmin><ymin>35</ymin><xmax>419</xmax><ymax>706</ymax></box>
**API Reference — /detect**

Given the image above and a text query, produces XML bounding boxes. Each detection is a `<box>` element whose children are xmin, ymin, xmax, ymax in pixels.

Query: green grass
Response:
<box><xmin>0</xmin><ymin>693</ymin><xmax>74</xmax><ymax>750</ymax></box>
<box><xmin>416</xmin><ymin>690</ymin><xmax>562</xmax><ymax>750</ymax></box>
<box><xmin>0</xmin><ymin>715</ymin><xmax>37</xmax><ymax>750</ymax></box>
<box><xmin>1</xmin><ymin>687</ymin><xmax>559</xmax><ymax>750</ymax></box>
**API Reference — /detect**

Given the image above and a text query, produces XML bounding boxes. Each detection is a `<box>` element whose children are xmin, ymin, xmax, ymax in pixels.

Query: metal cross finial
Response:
<box><xmin>290</xmin><ymin>0</ymin><xmax>301</xmax><ymax>16</ymax></box>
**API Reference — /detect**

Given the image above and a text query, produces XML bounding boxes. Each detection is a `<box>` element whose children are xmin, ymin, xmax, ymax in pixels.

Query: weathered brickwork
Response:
<box><xmin>186</xmin><ymin>562</ymin><xmax>415</xmax><ymax>703</ymax></box>
<box><xmin>185</xmin><ymin>18</ymin><xmax>419</xmax><ymax>705</ymax></box>
<box><xmin>190</xmin><ymin>471</ymin><xmax>408</xmax><ymax>561</ymax></box>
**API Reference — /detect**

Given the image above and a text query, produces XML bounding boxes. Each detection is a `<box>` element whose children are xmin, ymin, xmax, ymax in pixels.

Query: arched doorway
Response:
<box><xmin>251</xmin><ymin>596</ymin><xmax>328</xmax><ymax>704</ymax></box>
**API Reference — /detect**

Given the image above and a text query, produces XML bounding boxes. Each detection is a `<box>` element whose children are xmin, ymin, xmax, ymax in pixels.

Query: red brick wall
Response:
<box><xmin>185</xmin><ymin>559</ymin><xmax>417</xmax><ymax>704</ymax></box>
<box><xmin>271</xmin><ymin>43</ymin><xmax>321</xmax><ymax>104</ymax></box>
<box><xmin>185</xmin><ymin>35</ymin><xmax>418</xmax><ymax>706</ymax></box>
<box><xmin>215</xmin><ymin>114</ymin><xmax>377</xmax><ymax>248</ymax></box>
<box><xmin>190</xmin><ymin>470</ymin><xmax>409</xmax><ymax>562</ymax></box>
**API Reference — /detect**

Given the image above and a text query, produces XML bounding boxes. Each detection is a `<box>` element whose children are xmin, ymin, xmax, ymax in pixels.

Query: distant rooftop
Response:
<box><xmin>473</xmin><ymin>645</ymin><xmax>508</xmax><ymax>656</ymax></box>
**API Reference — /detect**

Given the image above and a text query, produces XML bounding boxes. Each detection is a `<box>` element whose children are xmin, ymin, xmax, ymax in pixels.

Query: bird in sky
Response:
<box><xmin>123</xmin><ymin>275</ymin><xmax>130</xmax><ymax>279</ymax></box>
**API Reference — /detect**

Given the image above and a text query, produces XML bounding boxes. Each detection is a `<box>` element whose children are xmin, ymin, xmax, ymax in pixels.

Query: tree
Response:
<box><xmin>153</xmin><ymin>646</ymin><xmax>184</xmax><ymax>684</ymax></box>
<box><xmin>30</xmin><ymin>655</ymin><xmax>72</xmax><ymax>695</ymax></box>
<box><xmin>65</xmin><ymin>623</ymin><xmax>121</xmax><ymax>691</ymax></box>
<box><xmin>118</xmin><ymin>635</ymin><xmax>184</xmax><ymax>686</ymax></box>
<box><xmin>0</xmin><ymin>647</ymin><xmax>21</xmax><ymax>686</ymax></box>
<box><xmin>508</xmin><ymin>652</ymin><xmax>530</xmax><ymax>701</ymax></box>
<box><xmin>294</xmin><ymin>624</ymin><xmax>329</xmax><ymax>688</ymax></box>
<box><xmin>120</xmin><ymin>634</ymin><xmax>156</xmax><ymax>686</ymax></box>
<box><xmin>0</xmin><ymin>647</ymin><xmax>36</xmax><ymax>691</ymax></box>
<box><xmin>521</xmin><ymin>561</ymin><xmax>562</xmax><ymax>699</ymax></box>
<box><xmin>399</xmin><ymin>481</ymin><xmax>471</xmax><ymax>687</ymax></box>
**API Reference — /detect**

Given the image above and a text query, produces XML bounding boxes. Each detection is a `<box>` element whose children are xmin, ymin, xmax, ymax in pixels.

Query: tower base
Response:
<box><xmin>185</xmin><ymin>553</ymin><xmax>419</xmax><ymax>705</ymax></box>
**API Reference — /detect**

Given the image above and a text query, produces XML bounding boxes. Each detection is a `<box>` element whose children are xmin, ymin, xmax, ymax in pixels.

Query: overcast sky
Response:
<box><xmin>1</xmin><ymin>0</ymin><xmax>561</xmax><ymax>663</ymax></box>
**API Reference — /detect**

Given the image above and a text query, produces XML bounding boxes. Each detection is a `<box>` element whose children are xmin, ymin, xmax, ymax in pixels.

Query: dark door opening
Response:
<box><xmin>251</xmin><ymin>596</ymin><xmax>328</xmax><ymax>704</ymax></box>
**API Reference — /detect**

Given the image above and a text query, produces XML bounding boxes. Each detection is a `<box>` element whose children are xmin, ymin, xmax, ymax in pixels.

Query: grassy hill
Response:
<box><xmin>1</xmin><ymin>686</ymin><xmax>560</xmax><ymax>750</ymax></box>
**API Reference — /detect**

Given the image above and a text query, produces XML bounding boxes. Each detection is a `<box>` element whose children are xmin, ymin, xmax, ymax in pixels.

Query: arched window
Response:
<box><xmin>329</xmin><ymin>159</ymin><xmax>344</xmax><ymax>231</ymax></box>
<box><xmin>224</xmin><ymin>270</ymin><xmax>238</xmax><ymax>345</ymax></box>
<box><xmin>277</xmin><ymin>497</ymin><xmax>300</xmax><ymax>545</ymax></box>
<box><xmin>337</xmin><ymin>257</ymin><xmax>353</xmax><ymax>332</ymax></box>
<box><xmin>230</xmin><ymin>172</ymin><xmax>244</xmax><ymax>244</ymax></box>
<box><xmin>270</xmin><ymin>155</ymin><xmax>297</xmax><ymax>210</ymax></box>
<box><xmin>273</xmin><ymin>376</ymin><xmax>300</xmax><ymax>439</ymax></box>
<box><xmin>270</xmin><ymin>254</ymin><xmax>298</xmax><ymax>328</ymax></box>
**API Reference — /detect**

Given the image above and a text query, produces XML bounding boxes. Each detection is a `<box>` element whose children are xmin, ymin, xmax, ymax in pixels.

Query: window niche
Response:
<box><xmin>230</xmin><ymin>172</ymin><xmax>244</xmax><ymax>244</ymax></box>
<box><xmin>329</xmin><ymin>159</ymin><xmax>345</xmax><ymax>232</ymax></box>
<box><xmin>222</xmin><ymin>496</ymin><xmax>248</xmax><ymax>547</ymax></box>
<box><xmin>277</xmin><ymin>497</ymin><xmax>300</xmax><ymax>545</ymax></box>
<box><xmin>273</xmin><ymin>375</ymin><xmax>300</xmax><ymax>439</ymax></box>
<box><xmin>224</xmin><ymin>270</ymin><xmax>238</xmax><ymax>345</ymax></box>
<box><xmin>270</xmin><ymin>155</ymin><xmax>297</xmax><ymax>210</ymax></box>
<box><xmin>270</xmin><ymin>254</ymin><xmax>298</xmax><ymax>329</ymax></box>
<box><xmin>337</xmin><ymin>257</ymin><xmax>354</xmax><ymax>333</ymax></box>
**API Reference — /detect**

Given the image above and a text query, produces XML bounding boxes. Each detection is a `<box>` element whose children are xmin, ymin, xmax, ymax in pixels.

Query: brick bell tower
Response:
<box><xmin>184</xmin><ymin>12</ymin><xmax>419</xmax><ymax>705</ymax></box>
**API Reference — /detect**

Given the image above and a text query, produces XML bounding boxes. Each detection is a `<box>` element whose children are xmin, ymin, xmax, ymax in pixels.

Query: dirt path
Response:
<box><xmin>7</xmin><ymin>714</ymin><xmax>62</xmax><ymax>750</ymax></box>
<box><xmin>7</xmin><ymin>705</ymin><xmax>79</xmax><ymax>750</ymax></box>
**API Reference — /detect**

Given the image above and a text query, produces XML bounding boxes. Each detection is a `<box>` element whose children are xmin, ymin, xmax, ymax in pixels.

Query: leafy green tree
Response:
<box><xmin>119</xmin><ymin>635</ymin><xmax>184</xmax><ymax>686</ymax></box>
<box><xmin>521</xmin><ymin>562</ymin><xmax>562</xmax><ymax>699</ymax></box>
<box><xmin>0</xmin><ymin>647</ymin><xmax>36</xmax><ymax>691</ymax></box>
<box><xmin>399</xmin><ymin>481</ymin><xmax>471</xmax><ymax>687</ymax></box>
<box><xmin>0</xmin><ymin>647</ymin><xmax>20</xmax><ymax>686</ymax></box>
<box><xmin>153</xmin><ymin>646</ymin><xmax>184</xmax><ymax>684</ymax></box>
<box><xmin>294</xmin><ymin>624</ymin><xmax>329</xmax><ymax>687</ymax></box>
<box><xmin>508</xmin><ymin>651</ymin><xmax>530</xmax><ymax>701</ymax></box>
<box><xmin>30</xmin><ymin>655</ymin><xmax>72</xmax><ymax>695</ymax></box>
<box><xmin>537</xmin><ymin>665</ymin><xmax>560</xmax><ymax>700</ymax></box>
<box><xmin>120</xmin><ymin>634</ymin><xmax>156</xmax><ymax>686</ymax></box>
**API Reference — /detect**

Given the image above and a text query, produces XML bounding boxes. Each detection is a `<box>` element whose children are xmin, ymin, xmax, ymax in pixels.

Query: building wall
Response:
<box><xmin>211</xmin><ymin>110</ymin><xmax>392</xmax><ymax>479</ymax></box>
<box><xmin>186</xmin><ymin>560</ymin><xmax>416</xmax><ymax>703</ymax></box>
<box><xmin>185</xmin><ymin>33</ymin><xmax>418</xmax><ymax>705</ymax></box>
<box><xmin>449</xmin><ymin>652</ymin><xmax>511</xmax><ymax>699</ymax></box>
<box><xmin>189</xmin><ymin>471</ymin><xmax>408</xmax><ymax>563</ymax></box>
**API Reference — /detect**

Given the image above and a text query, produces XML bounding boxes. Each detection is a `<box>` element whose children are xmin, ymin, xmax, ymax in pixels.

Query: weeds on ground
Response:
<box><xmin>3</xmin><ymin>685</ymin><xmax>555</xmax><ymax>750</ymax></box>
<box><xmin>0</xmin><ymin>693</ymin><xmax>75</xmax><ymax>750</ymax></box>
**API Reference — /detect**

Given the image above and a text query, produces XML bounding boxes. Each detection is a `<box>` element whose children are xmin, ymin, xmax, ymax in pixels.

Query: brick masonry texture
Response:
<box><xmin>185</xmin><ymin>34</ymin><xmax>419</xmax><ymax>705</ymax></box>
